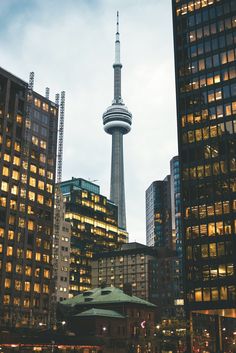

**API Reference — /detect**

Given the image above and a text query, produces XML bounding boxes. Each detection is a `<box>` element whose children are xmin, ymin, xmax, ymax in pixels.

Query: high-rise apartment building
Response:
<box><xmin>60</xmin><ymin>178</ymin><xmax>128</xmax><ymax>297</ymax></box>
<box><xmin>53</xmin><ymin>190</ymin><xmax>71</xmax><ymax>302</ymax></box>
<box><xmin>172</xmin><ymin>0</ymin><xmax>236</xmax><ymax>350</ymax></box>
<box><xmin>102</xmin><ymin>12</ymin><xmax>132</xmax><ymax>231</ymax></box>
<box><xmin>0</xmin><ymin>67</ymin><xmax>58</xmax><ymax>328</ymax></box>
<box><xmin>146</xmin><ymin>177</ymin><xmax>172</xmax><ymax>248</ymax></box>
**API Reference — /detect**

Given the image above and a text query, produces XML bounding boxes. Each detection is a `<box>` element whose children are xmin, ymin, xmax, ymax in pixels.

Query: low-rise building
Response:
<box><xmin>58</xmin><ymin>286</ymin><xmax>158</xmax><ymax>353</ymax></box>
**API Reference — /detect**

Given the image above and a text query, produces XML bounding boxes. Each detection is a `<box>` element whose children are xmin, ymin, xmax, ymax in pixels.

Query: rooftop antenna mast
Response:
<box><xmin>57</xmin><ymin>91</ymin><xmax>65</xmax><ymax>183</ymax></box>
<box><xmin>45</xmin><ymin>87</ymin><xmax>50</xmax><ymax>99</ymax></box>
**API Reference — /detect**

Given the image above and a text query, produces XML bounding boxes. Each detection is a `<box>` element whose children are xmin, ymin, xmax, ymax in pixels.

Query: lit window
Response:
<box><xmin>42</xmin><ymin>102</ymin><xmax>49</xmax><ymax>112</ymax></box>
<box><xmin>43</xmin><ymin>284</ymin><xmax>49</xmax><ymax>293</ymax></box>
<box><xmin>47</xmin><ymin>171</ymin><xmax>53</xmax><ymax>180</ymax></box>
<box><xmin>32</xmin><ymin>136</ymin><xmax>38</xmax><ymax>146</ymax></box>
<box><xmin>43</xmin><ymin>269</ymin><xmax>50</xmax><ymax>278</ymax></box>
<box><xmin>19</xmin><ymin>203</ymin><xmax>25</xmax><ymax>212</ymax></box>
<box><xmin>39</xmin><ymin>168</ymin><xmax>45</xmax><ymax>176</ymax></box>
<box><xmin>21</xmin><ymin>174</ymin><xmax>27</xmax><ymax>184</ymax></box>
<box><xmin>5</xmin><ymin>278</ymin><xmax>11</xmax><ymax>288</ymax></box>
<box><xmin>8</xmin><ymin>230</ymin><xmax>14</xmax><ymax>240</ymax></box>
<box><xmin>11</xmin><ymin>185</ymin><xmax>18</xmax><ymax>195</ymax></box>
<box><xmin>43</xmin><ymin>254</ymin><xmax>50</xmax><ymax>263</ymax></box>
<box><xmin>23</xmin><ymin>298</ymin><xmax>30</xmax><ymax>307</ymax></box>
<box><xmin>3</xmin><ymin>295</ymin><xmax>10</xmax><ymax>304</ymax></box>
<box><xmin>18</xmin><ymin>218</ymin><xmax>25</xmax><ymax>228</ymax></box>
<box><xmin>24</xmin><ymin>282</ymin><xmax>31</xmax><ymax>292</ymax></box>
<box><xmin>30</xmin><ymin>164</ymin><xmax>37</xmax><ymax>173</ymax></box>
<box><xmin>34</xmin><ymin>283</ymin><xmax>40</xmax><ymax>293</ymax></box>
<box><xmin>38</xmin><ymin>181</ymin><xmax>44</xmax><ymax>190</ymax></box>
<box><xmin>29</xmin><ymin>177</ymin><xmax>36</xmax><ymax>187</ymax></box>
<box><xmin>35</xmin><ymin>268</ymin><xmax>40</xmax><ymax>277</ymax></box>
<box><xmin>28</xmin><ymin>191</ymin><xmax>35</xmax><ymax>202</ymax></box>
<box><xmin>14</xmin><ymin>298</ymin><xmax>20</xmax><ymax>306</ymax></box>
<box><xmin>9</xmin><ymin>199</ymin><xmax>16</xmax><ymax>210</ymax></box>
<box><xmin>195</xmin><ymin>289</ymin><xmax>202</xmax><ymax>302</ymax></box>
<box><xmin>2</xmin><ymin>166</ymin><xmax>9</xmax><ymax>176</ymax></box>
<box><xmin>15</xmin><ymin>280</ymin><xmax>22</xmax><ymax>291</ymax></box>
<box><xmin>7</xmin><ymin>246</ymin><xmax>13</xmax><ymax>256</ymax></box>
<box><xmin>14</xmin><ymin>142</ymin><xmax>20</xmax><ymax>152</ymax></box>
<box><xmin>0</xmin><ymin>197</ymin><xmax>6</xmax><ymax>207</ymax></box>
<box><xmin>13</xmin><ymin>156</ymin><xmax>20</xmax><ymax>166</ymax></box>
<box><xmin>26</xmin><ymin>250</ymin><xmax>32</xmax><ymax>259</ymax></box>
<box><xmin>28</xmin><ymin>220</ymin><xmax>34</xmax><ymax>231</ymax></box>
<box><xmin>34</xmin><ymin>98</ymin><xmax>41</xmax><ymax>108</ymax></box>
<box><xmin>46</xmin><ymin>184</ymin><xmax>53</xmax><ymax>193</ymax></box>
<box><xmin>40</xmin><ymin>140</ymin><xmax>47</xmax><ymax>149</ymax></box>
<box><xmin>37</xmin><ymin>195</ymin><xmax>44</xmax><ymax>204</ymax></box>
<box><xmin>28</xmin><ymin>205</ymin><xmax>34</xmax><ymax>215</ymax></box>
<box><xmin>25</xmin><ymin>266</ymin><xmax>31</xmax><ymax>276</ymax></box>
<box><xmin>35</xmin><ymin>253</ymin><xmax>41</xmax><ymax>261</ymax></box>
<box><xmin>4</xmin><ymin>154</ymin><xmax>10</xmax><ymax>162</ymax></box>
<box><xmin>0</xmin><ymin>228</ymin><xmax>4</xmax><ymax>238</ymax></box>
<box><xmin>16</xmin><ymin>114</ymin><xmax>22</xmax><ymax>124</ymax></box>
<box><xmin>36</xmin><ymin>238</ymin><xmax>41</xmax><ymax>247</ymax></box>
<box><xmin>6</xmin><ymin>262</ymin><xmax>12</xmax><ymax>272</ymax></box>
<box><xmin>1</xmin><ymin>181</ymin><xmax>8</xmax><ymax>192</ymax></box>
<box><xmin>16</xmin><ymin>264</ymin><xmax>22</xmax><ymax>274</ymax></box>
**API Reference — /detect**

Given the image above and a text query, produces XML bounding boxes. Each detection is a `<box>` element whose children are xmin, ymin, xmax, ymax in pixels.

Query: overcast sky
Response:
<box><xmin>0</xmin><ymin>0</ymin><xmax>178</xmax><ymax>244</ymax></box>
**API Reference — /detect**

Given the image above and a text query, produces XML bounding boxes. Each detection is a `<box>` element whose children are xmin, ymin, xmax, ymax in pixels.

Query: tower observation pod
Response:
<box><xmin>102</xmin><ymin>12</ymin><xmax>132</xmax><ymax>231</ymax></box>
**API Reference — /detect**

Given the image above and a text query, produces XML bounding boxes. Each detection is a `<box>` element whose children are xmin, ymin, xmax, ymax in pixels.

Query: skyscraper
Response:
<box><xmin>172</xmin><ymin>0</ymin><xmax>236</xmax><ymax>350</ymax></box>
<box><xmin>145</xmin><ymin>178</ymin><xmax>172</xmax><ymax>249</ymax></box>
<box><xmin>60</xmin><ymin>177</ymin><xmax>128</xmax><ymax>297</ymax></box>
<box><xmin>0</xmin><ymin>67</ymin><xmax>58</xmax><ymax>328</ymax></box>
<box><xmin>102</xmin><ymin>12</ymin><xmax>132</xmax><ymax>231</ymax></box>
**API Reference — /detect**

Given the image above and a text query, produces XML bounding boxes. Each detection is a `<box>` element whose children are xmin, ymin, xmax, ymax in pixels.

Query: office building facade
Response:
<box><xmin>60</xmin><ymin>178</ymin><xmax>128</xmax><ymax>297</ymax></box>
<box><xmin>92</xmin><ymin>242</ymin><xmax>158</xmax><ymax>301</ymax></box>
<box><xmin>145</xmin><ymin>177</ymin><xmax>172</xmax><ymax>248</ymax></box>
<box><xmin>170</xmin><ymin>156</ymin><xmax>184</xmax><ymax>314</ymax></box>
<box><xmin>0</xmin><ymin>67</ymin><xmax>58</xmax><ymax>328</ymax></box>
<box><xmin>172</xmin><ymin>0</ymin><xmax>236</xmax><ymax>350</ymax></box>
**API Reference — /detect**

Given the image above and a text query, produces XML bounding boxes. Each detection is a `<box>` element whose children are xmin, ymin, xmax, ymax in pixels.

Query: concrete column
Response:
<box><xmin>110</xmin><ymin>128</ymin><xmax>126</xmax><ymax>230</ymax></box>
<box><xmin>215</xmin><ymin>315</ymin><xmax>222</xmax><ymax>353</ymax></box>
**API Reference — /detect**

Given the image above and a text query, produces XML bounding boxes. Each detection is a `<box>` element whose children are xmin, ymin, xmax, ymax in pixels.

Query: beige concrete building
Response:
<box><xmin>91</xmin><ymin>242</ymin><xmax>157</xmax><ymax>301</ymax></box>
<box><xmin>53</xmin><ymin>189</ymin><xmax>71</xmax><ymax>302</ymax></box>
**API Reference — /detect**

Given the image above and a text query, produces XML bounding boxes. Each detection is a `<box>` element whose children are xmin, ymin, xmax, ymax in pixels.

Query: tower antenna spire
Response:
<box><xmin>114</xmin><ymin>11</ymin><xmax>122</xmax><ymax>101</ymax></box>
<box><xmin>115</xmin><ymin>11</ymin><xmax>120</xmax><ymax>65</ymax></box>
<box><xmin>116</xmin><ymin>11</ymin><xmax>119</xmax><ymax>34</ymax></box>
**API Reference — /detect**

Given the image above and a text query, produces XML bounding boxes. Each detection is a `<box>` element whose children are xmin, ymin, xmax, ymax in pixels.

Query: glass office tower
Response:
<box><xmin>172</xmin><ymin>0</ymin><xmax>236</xmax><ymax>351</ymax></box>
<box><xmin>0</xmin><ymin>67</ymin><xmax>58</xmax><ymax>328</ymax></box>
<box><xmin>60</xmin><ymin>178</ymin><xmax>128</xmax><ymax>297</ymax></box>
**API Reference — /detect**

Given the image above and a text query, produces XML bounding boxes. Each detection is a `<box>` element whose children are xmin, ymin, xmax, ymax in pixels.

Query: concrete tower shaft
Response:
<box><xmin>102</xmin><ymin>12</ymin><xmax>132</xmax><ymax>231</ymax></box>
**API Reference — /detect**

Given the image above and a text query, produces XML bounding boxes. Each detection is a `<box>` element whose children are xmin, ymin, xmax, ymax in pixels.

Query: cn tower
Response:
<box><xmin>102</xmin><ymin>12</ymin><xmax>132</xmax><ymax>231</ymax></box>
